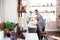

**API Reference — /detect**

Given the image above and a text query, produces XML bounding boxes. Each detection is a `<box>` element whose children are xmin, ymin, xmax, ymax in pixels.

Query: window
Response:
<box><xmin>29</xmin><ymin>0</ymin><xmax>56</xmax><ymax>21</ymax></box>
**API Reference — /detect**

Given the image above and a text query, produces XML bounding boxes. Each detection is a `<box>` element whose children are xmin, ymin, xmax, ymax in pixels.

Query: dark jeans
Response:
<box><xmin>37</xmin><ymin>25</ymin><xmax>45</xmax><ymax>40</ymax></box>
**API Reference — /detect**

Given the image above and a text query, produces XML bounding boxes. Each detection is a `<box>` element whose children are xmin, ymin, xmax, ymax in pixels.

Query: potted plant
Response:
<box><xmin>4</xmin><ymin>21</ymin><xmax>17</xmax><ymax>37</ymax></box>
<box><xmin>4</xmin><ymin>21</ymin><xmax>17</xmax><ymax>31</ymax></box>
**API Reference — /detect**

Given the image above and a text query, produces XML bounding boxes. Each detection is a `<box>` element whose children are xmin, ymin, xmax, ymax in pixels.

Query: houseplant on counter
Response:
<box><xmin>4</xmin><ymin>21</ymin><xmax>17</xmax><ymax>37</ymax></box>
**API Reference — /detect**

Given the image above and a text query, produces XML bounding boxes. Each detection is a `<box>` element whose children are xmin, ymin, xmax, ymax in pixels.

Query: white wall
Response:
<box><xmin>2</xmin><ymin>0</ymin><xmax>18</xmax><ymax>23</ymax></box>
<box><xmin>0</xmin><ymin>0</ymin><xmax>2</xmax><ymax>23</ymax></box>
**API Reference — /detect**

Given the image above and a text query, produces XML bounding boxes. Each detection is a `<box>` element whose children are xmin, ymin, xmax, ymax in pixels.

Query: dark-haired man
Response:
<box><xmin>34</xmin><ymin>9</ymin><xmax>45</xmax><ymax>40</ymax></box>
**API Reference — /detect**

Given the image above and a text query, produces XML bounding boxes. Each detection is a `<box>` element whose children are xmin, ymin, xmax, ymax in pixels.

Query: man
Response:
<box><xmin>34</xmin><ymin>10</ymin><xmax>45</xmax><ymax>40</ymax></box>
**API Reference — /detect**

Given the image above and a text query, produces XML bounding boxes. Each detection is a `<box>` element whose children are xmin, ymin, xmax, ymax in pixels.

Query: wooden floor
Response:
<box><xmin>3</xmin><ymin>31</ymin><xmax>60</xmax><ymax>40</ymax></box>
<box><xmin>4</xmin><ymin>31</ymin><xmax>60</xmax><ymax>40</ymax></box>
<box><xmin>47</xmin><ymin>31</ymin><xmax>60</xmax><ymax>37</ymax></box>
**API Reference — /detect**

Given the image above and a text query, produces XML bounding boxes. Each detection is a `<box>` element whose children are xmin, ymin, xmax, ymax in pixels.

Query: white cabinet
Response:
<box><xmin>0</xmin><ymin>31</ymin><xmax>4</xmax><ymax>40</ymax></box>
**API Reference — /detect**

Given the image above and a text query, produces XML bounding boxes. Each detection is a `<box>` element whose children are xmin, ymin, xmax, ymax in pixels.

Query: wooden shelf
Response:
<box><xmin>30</xmin><ymin>11</ymin><xmax>55</xmax><ymax>13</ymax></box>
<box><xmin>29</xmin><ymin>6</ymin><xmax>55</xmax><ymax>7</ymax></box>
<box><xmin>39</xmin><ymin>11</ymin><xmax>55</xmax><ymax>13</ymax></box>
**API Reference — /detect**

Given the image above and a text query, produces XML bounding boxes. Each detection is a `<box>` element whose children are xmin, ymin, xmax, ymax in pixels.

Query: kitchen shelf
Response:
<box><xmin>39</xmin><ymin>12</ymin><xmax>55</xmax><ymax>13</ymax></box>
<box><xmin>30</xmin><ymin>11</ymin><xmax>55</xmax><ymax>13</ymax></box>
<box><xmin>29</xmin><ymin>6</ymin><xmax>55</xmax><ymax>7</ymax></box>
<box><xmin>39</xmin><ymin>11</ymin><xmax>55</xmax><ymax>13</ymax></box>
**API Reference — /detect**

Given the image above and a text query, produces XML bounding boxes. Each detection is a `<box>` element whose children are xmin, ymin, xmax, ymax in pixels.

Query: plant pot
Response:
<box><xmin>7</xmin><ymin>33</ymin><xmax>10</xmax><ymax>37</ymax></box>
<box><xmin>4</xmin><ymin>29</ymin><xmax>7</xmax><ymax>37</ymax></box>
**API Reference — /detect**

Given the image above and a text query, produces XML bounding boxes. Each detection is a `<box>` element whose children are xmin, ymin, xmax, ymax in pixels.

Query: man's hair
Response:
<box><xmin>35</xmin><ymin>9</ymin><xmax>38</xmax><ymax>12</ymax></box>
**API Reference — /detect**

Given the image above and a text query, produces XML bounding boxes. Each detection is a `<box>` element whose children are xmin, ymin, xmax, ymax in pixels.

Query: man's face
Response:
<box><xmin>34</xmin><ymin>11</ymin><xmax>38</xmax><ymax>15</ymax></box>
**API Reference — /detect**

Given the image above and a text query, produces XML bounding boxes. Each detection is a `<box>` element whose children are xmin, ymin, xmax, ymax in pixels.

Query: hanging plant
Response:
<box><xmin>30</xmin><ymin>11</ymin><xmax>33</xmax><ymax>13</ymax></box>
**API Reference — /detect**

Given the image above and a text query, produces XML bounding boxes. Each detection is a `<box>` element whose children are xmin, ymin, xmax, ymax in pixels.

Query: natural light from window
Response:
<box><xmin>29</xmin><ymin>0</ymin><xmax>56</xmax><ymax>21</ymax></box>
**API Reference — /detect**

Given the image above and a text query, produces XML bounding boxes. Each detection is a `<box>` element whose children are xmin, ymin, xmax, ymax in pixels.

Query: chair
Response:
<box><xmin>40</xmin><ymin>31</ymin><xmax>48</xmax><ymax>40</ymax></box>
<box><xmin>0</xmin><ymin>23</ymin><xmax>7</xmax><ymax>36</ymax></box>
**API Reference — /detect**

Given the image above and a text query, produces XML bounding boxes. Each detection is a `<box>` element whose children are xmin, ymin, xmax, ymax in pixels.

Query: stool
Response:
<box><xmin>40</xmin><ymin>32</ymin><xmax>48</xmax><ymax>40</ymax></box>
